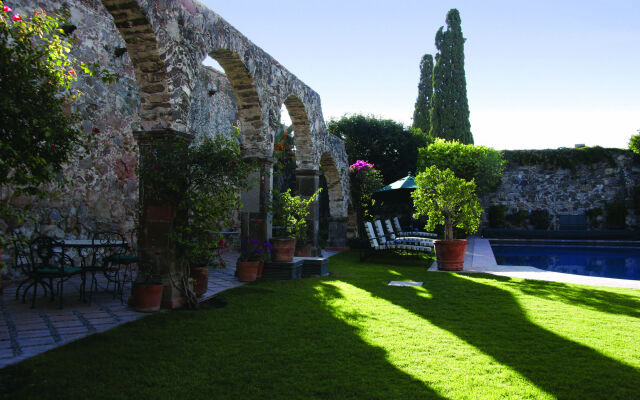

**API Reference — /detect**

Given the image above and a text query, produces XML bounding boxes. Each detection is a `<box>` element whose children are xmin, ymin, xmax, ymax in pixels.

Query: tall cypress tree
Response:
<box><xmin>412</xmin><ymin>54</ymin><xmax>433</xmax><ymax>133</ymax></box>
<box><xmin>429</xmin><ymin>9</ymin><xmax>473</xmax><ymax>144</ymax></box>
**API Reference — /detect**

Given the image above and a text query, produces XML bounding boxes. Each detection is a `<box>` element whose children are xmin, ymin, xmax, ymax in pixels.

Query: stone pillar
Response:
<box><xmin>295</xmin><ymin>169</ymin><xmax>321</xmax><ymax>256</ymax></box>
<box><xmin>327</xmin><ymin>216</ymin><xmax>348</xmax><ymax>249</ymax></box>
<box><xmin>134</xmin><ymin>129</ymin><xmax>193</xmax><ymax>309</ymax></box>
<box><xmin>240</xmin><ymin>157</ymin><xmax>274</xmax><ymax>250</ymax></box>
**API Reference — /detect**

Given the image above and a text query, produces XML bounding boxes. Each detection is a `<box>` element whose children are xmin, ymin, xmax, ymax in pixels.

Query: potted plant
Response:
<box><xmin>236</xmin><ymin>239</ymin><xmax>271</xmax><ymax>281</ymax></box>
<box><xmin>132</xmin><ymin>261</ymin><xmax>164</xmax><ymax>312</ymax></box>
<box><xmin>138</xmin><ymin>129</ymin><xmax>255</xmax><ymax>309</ymax></box>
<box><xmin>412</xmin><ymin>166</ymin><xmax>482</xmax><ymax>271</ymax></box>
<box><xmin>270</xmin><ymin>188</ymin><xmax>321</xmax><ymax>262</ymax></box>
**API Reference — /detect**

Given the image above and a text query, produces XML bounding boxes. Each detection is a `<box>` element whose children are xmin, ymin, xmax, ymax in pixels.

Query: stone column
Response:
<box><xmin>134</xmin><ymin>129</ymin><xmax>193</xmax><ymax>309</ymax></box>
<box><xmin>327</xmin><ymin>216</ymin><xmax>348</xmax><ymax>249</ymax></box>
<box><xmin>240</xmin><ymin>157</ymin><xmax>274</xmax><ymax>250</ymax></box>
<box><xmin>295</xmin><ymin>169</ymin><xmax>321</xmax><ymax>256</ymax></box>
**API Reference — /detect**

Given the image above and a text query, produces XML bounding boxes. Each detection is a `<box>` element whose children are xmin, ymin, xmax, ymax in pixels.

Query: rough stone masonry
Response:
<box><xmin>3</xmin><ymin>0</ymin><xmax>350</xmax><ymax>276</ymax></box>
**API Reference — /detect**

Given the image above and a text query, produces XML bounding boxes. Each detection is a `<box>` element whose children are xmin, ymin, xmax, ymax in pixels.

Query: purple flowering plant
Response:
<box><xmin>349</xmin><ymin>160</ymin><xmax>375</xmax><ymax>172</ymax></box>
<box><xmin>238</xmin><ymin>238</ymin><xmax>272</xmax><ymax>262</ymax></box>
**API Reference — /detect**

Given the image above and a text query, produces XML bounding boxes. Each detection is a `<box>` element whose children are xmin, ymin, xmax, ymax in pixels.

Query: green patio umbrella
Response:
<box><xmin>375</xmin><ymin>172</ymin><xmax>418</xmax><ymax>193</ymax></box>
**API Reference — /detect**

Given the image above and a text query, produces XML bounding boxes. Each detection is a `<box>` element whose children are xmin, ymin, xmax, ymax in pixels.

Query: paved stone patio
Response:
<box><xmin>0</xmin><ymin>251</ymin><xmax>243</xmax><ymax>369</ymax></box>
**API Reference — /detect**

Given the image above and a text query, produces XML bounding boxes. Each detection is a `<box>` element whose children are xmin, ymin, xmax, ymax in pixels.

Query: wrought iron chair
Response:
<box><xmin>12</xmin><ymin>231</ymin><xmax>46</xmax><ymax>300</ymax></box>
<box><xmin>82</xmin><ymin>231</ymin><xmax>127</xmax><ymax>304</ymax></box>
<box><xmin>104</xmin><ymin>228</ymin><xmax>140</xmax><ymax>302</ymax></box>
<box><xmin>23</xmin><ymin>236</ymin><xmax>82</xmax><ymax>309</ymax></box>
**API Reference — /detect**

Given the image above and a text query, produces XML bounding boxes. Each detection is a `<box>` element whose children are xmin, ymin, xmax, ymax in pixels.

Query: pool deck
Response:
<box><xmin>429</xmin><ymin>237</ymin><xmax>640</xmax><ymax>290</ymax></box>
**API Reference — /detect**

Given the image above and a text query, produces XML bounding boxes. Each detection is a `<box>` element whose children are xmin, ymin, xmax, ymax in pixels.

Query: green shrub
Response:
<box><xmin>488</xmin><ymin>204</ymin><xmax>507</xmax><ymax>228</ymax></box>
<box><xmin>506</xmin><ymin>209</ymin><xmax>528</xmax><ymax>229</ymax></box>
<box><xmin>585</xmin><ymin>207</ymin><xmax>603</xmax><ymax>230</ymax></box>
<box><xmin>529</xmin><ymin>209</ymin><xmax>552</xmax><ymax>230</ymax></box>
<box><xmin>604</xmin><ymin>201</ymin><xmax>626</xmax><ymax>229</ymax></box>
<box><xmin>417</xmin><ymin>138</ymin><xmax>505</xmax><ymax>194</ymax></box>
<box><xmin>629</xmin><ymin>134</ymin><xmax>640</xmax><ymax>154</ymax></box>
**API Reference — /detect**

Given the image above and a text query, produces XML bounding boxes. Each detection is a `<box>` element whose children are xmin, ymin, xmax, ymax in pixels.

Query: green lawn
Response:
<box><xmin>2</xmin><ymin>251</ymin><xmax>640</xmax><ymax>399</ymax></box>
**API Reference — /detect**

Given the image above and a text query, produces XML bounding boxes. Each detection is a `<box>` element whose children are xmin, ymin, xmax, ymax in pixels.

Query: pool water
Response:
<box><xmin>491</xmin><ymin>244</ymin><xmax>640</xmax><ymax>280</ymax></box>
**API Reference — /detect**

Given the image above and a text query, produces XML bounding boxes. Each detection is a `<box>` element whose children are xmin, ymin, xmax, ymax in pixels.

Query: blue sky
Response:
<box><xmin>200</xmin><ymin>0</ymin><xmax>639</xmax><ymax>150</ymax></box>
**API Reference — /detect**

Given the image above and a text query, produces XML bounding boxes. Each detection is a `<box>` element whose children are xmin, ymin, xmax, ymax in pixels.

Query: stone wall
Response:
<box><xmin>2</xmin><ymin>0</ymin><xmax>350</xmax><ymax>272</ymax></box>
<box><xmin>481</xmin><ymin>150</ymin><xmax>640</xmax><ymax>229</ymax></box>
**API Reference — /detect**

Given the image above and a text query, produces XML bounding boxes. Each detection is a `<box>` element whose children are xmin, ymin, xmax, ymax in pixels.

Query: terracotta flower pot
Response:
<box><xmin>132</xmin><ymin>283</ymin><xmax>164</xmax><ymax>312</ymax></box>
<box><xmin>237</xmin><ymin>261</ymin><xmax>259</xmax><ymax>282</ymax></box>
<box><xmin>271</xmin><ymin>238</ymin><xmax>296</xmax><ymax>262</ymax></box>
<box><xmin>190</xmin><ymin>266</ymin><xmax>209</xmax><ymax>296</ymax></box>
<box><xmin>434</xmin><ymin>239</ymin><xmax>468</xmax><ymax>271</ymax></box>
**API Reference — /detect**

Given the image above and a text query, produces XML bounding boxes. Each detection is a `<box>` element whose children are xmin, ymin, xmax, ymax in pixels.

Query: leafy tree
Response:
<box><xmin>417</xmin><ymin>138</ymin><xmax>505</xmax><ymax>194</ymax></box>
<box><xmin>412</xmin><ymin>166</ymin><xmax>482</xmax><ymax>240</ymax></box>
<box><xmin>0</xmin><ymin>2</ymin><xmax>115</xmax><ymax>222</ymax></box>
<box><xmin>412</xmin><ymin>54</ymin><xmax>433</xmax><ymax>133</ymax></box>
<box><xmin>429</xmin><ymin>9</ymin><xmax>473</xmax><ymax>144</ymax></box>
<box><xmin>629</xmin><ymin>130</ymin><xmax>640</xmax><ymax>154</ymax></box>
<box><xmin>328</xmin><ymin>114</ymin><xmax>431</xmax><ymax>184</ymax></box>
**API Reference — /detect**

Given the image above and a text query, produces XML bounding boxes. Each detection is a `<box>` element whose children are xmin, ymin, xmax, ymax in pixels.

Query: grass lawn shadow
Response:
<box><xmin>339</xmin><ymin>252</ymin><xmax>640</xmax><ymax>399</ymax></box>
<box><xmin>0</xmin><ymin>276</ymin><xmax>445</xmax><ymax>399</ymax></box>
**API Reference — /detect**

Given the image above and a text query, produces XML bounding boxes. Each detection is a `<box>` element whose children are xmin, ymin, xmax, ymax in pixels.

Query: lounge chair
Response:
<box><xmin>374</xmin><ymin>220</ymin><xmax>434</xmax><ymax>247</ymax></box>
<box><xmin>392</xmin><ymin>217</ymin><xmax>437</xmax><ymax>239</ymax></box>
<box><xmin>361</xmin><ymin>221</ymin><xmax>432</xmax><ymax>261</ymax></box>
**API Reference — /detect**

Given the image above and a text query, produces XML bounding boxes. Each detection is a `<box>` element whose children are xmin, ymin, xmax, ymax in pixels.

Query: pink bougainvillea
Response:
<box><xmin>349</xmin><ymin>160</ymin><xmax>375</xmax><ymax>172</ymax></box>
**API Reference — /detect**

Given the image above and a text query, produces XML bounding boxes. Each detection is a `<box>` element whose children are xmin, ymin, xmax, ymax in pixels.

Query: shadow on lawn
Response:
<box><xmin>503</xmin><ymin>278</ymin><xmax>640</xmax><ymax>318</ymax></box>
<box><xmin>348</xmin><ymin>268</ymin><xmax>640</xmax><ymax>399</ymax></box>
<box><xmin>0</xmin><ymin>281</ymin><xmax>446</xmax><ymax>399</ymax></box>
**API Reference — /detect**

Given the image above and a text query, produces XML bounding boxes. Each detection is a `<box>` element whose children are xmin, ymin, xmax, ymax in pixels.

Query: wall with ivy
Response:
<box><xmin>482</xmin><ymin>148</ymin><xmax>640</xmax><ymax>230</ymax></box>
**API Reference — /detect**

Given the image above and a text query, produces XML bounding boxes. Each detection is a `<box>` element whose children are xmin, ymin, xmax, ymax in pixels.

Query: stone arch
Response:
<box><xmin>320</xmin><ymin>151</ymin><xmax>349</xmax><ymax>248</ymax></box>
<box><xmin>320</xmin><ymin>152</ymin><xmax>346</xmax><ymax>218</ymax></box>
<box><xmin>208</xmin><ymin>49</ymin><xmax>265</xmax><ymax>156</ymax></box>
<box><xmin>282</xmin><ymin>95</ymin><xmax>314</xmax><ymax>169</ymax></box>
<box><xmin>101</xmin><ymin>0</ymin><xmax>192</xmax><ymax>132</ymax></box>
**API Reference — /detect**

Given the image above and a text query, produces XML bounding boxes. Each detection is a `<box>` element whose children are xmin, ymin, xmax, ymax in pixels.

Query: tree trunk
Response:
<box><xmin>444</xmin><ymin>214</ymin><xmax>454</xmax><ymax>240</ymax></box>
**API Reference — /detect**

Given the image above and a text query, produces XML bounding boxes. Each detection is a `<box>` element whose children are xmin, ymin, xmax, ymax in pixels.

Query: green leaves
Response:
<box><xmin>327</xmin><ymin>114</ymin><xmax>430</xmax><ymax>184</ymax></box>
<box><xmin>429</xmin><ymin>9</ymin><xmax>473</xmax><ymax>145</ymax></box>
<box><xmin>0</xmin><ymin>1</ymin><xmax>118</xmax><ymax>222</ymax></box>
<box><xmin>139</xmin><ymin>129</ymin><xmax>255</xmax><ymax>265</ymax></box>
<box><xmin>417</xmin><ymin>138</ymin><xmax>505</xmax><ymax>194</ymax></box>
<box><xmin>272</xmin><ymin>188</ymin><xmax>322</xmax><ymax>240</ymax></box>
<box><xmin>412</xmin><ymin>54</ymin><xmax>433</xmax><ymax>133</ymax></box>
<box><xmin>412</xmin><ymin>166</ymin><xmax>482</xmax><ymax>240</ymax></box>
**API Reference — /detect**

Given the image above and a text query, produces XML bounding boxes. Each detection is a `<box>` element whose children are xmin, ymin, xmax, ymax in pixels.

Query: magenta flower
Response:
<box><xmin>50</xmin><ymin>144</ymin><xmax>56</xmax><ymax>150</ymax></box>
<box><xmin>349</xmin><ymin>160</ymin><xmax>375</xmax><ymax>172</ymax></box>
<box><xmin>3</xmin><ymin>6</ymin><xmax>12</xmax><ymax>12</ymax></box>
<box><xmin>12</xmin><ymin>14</ymin><xmax>21</xmax><ymax>21</ymax></box>
<box><xmin>92</xmin><ymin>127</ymin><xmax>101</xmax><ymax>134</ymax></box>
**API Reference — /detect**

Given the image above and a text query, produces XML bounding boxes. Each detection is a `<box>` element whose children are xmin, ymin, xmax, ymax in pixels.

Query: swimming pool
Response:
<box><xmin>491</xmin><ymin>243</ymin><xmax>640</xmax><ymax>280</ymax></box>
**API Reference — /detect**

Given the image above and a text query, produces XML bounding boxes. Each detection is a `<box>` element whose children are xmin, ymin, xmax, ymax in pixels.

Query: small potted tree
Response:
<box><xmin>270</xmin><ymin>188</ymin><xmax>321</xmax><ymax>262</ymax></box>
<box><xmin>412</xmin><ymin>166</ymin><xmax>482</xmax><ymax>271</ymax></box>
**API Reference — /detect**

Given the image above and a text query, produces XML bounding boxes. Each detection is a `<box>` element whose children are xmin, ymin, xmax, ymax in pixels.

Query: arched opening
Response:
<box><xmin>283</xmin><ymin>95</ymin><xmax>314</xmax><ymax>169</ymax></box>
<box><xmin>320</xmin><ymin>152</ymin><xmax>348</xmax><ymax>248</ymax></box>
<box><xmin>273</xmin><ymin>105</ymin><xmax>296</xmax><ymax>194</ymax></box>
<box><xmin>208</xmin><ymin>49</ymin><xmax>265</xmax><ymax>157</ymax></box>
